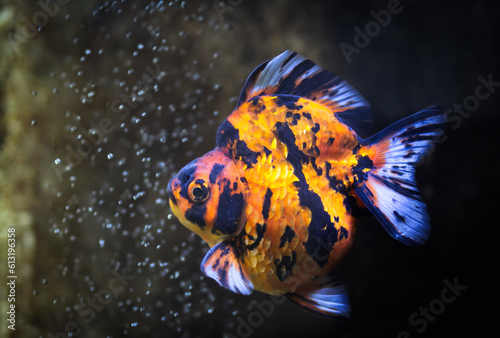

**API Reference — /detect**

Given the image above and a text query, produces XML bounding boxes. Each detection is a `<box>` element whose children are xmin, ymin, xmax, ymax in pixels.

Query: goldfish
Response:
<box><xmin>167</xmin><ymin>50</ymin><xmax>446</xmax><ymax>317</ymax></box>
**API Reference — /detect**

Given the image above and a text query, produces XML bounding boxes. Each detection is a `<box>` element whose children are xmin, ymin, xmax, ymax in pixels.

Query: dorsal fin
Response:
<box><xmin>237</xmin><ymin>50</ymin><xmax>373</xmax><ymax>136</ymax></box>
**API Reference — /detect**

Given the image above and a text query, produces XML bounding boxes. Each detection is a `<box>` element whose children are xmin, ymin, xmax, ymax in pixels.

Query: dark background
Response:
<box><xmin>1</xmin><ymin>0</ymin><xmax>498</xmax><ymax>337</ymax></box>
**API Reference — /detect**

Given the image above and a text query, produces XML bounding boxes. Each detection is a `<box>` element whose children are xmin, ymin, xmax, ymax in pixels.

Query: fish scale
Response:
<box><xmin>222</xmin><ymin>96</ymin><xmax>357</xmax><ymax>292</ymax></box>
<box><xmin>168</xmin><ymin>50</ymin><xmax>446</xmax><ymax>317</ymax></box>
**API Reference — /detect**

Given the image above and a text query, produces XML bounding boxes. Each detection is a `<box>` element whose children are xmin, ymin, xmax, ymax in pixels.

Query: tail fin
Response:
<box><xmin>355</xmin><ymin>107</ymin><xmax>446</xmax><ymax>246</ymax></box>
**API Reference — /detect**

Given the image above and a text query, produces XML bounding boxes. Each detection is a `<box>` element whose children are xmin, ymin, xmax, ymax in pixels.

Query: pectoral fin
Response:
<box><xmin>200</xmin><ymin>241</ymin><xmax>253</xmax><ymax>295</ymax></box>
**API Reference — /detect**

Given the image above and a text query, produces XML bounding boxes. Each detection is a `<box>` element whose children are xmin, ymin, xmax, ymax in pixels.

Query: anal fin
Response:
<box><xmin>286</xmin><ymin>274</ymin><xmax>350</xmax><ymax>318</ymax></box>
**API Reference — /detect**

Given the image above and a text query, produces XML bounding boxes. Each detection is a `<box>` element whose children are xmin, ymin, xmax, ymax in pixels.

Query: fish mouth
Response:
<box><xmin>169</xmin><ymin>198</ymin><xmax>182</xmax><ymax>220</ymax></box>
<box><xmin>167</xmin><ymin>179</ymin><xmax>177</xmax><ymax>205</ymax></box>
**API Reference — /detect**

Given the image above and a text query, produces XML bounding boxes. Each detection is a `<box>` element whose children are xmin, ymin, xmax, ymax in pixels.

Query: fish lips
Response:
<box><xmin>167</xmin><ymin>178</ymin><xmax>177</xmax><ymax>205</ymax></box>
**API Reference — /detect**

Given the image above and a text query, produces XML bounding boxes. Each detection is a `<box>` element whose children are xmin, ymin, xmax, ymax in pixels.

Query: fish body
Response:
<box><xmin>168</xmin><ymin>51</ymin><xmax>446</xmax><ymax>317</ymax></box>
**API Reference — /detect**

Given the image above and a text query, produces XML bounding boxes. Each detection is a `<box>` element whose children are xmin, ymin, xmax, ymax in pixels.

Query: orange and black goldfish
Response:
<box><xmin>167</xmin><ymin>50</ymin><xmax>446</xmax><ymax>317</ymax></box>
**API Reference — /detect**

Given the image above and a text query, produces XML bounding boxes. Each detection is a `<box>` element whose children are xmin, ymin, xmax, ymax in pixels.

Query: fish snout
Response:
<box><xmin>167</xmin><ymin>178</ymin><xmax>177</xmax><ymax>205</ymax></box>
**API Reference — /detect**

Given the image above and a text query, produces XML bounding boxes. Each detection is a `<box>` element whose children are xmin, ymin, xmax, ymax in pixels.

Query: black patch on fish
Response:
<box><xmin>233</xmin><ymin>181</ymin><xmax>238</xmax><ymax>190</ymax></box>
<box><xmin>275</xmin><ymin>95</ymin><xmax>303</xmax><ymax>110</ymax></box>
<box><xmin>216</xmin><ymin>119</ymin><xmax>259</xmax><ymax>168</ymax></box>
<box><xmin>352</xmin><ymin>155</ymin><xmax>373</xmax><ymax>186</ymax></box>
<box><xmin>262</xmin><ymin>188</ymin><xmax>273</xmax><ymax>220</ymax></box>
<box><xmin>327</xmin><ymin>137</ymin><xmax>335</xmax><ymax>146</ymax></box>
<box><xmin>249</xmin><ymin>97</ymin><xmax>259</xmax><ymax>106</ymax></box>
<box><xmin>214</xmin><ymin>181</ymin><xmax>244</xmax><ymax>234</ymax></box>
<box><xmin>180</xmin><ymin>165</ymin><xmax>196</xmax><ymax>184</ymax></box>
<box><xmin>177</xmin><ymin>164</ymin><xmax>197</xmax><ymax>200</ymax></box>
<box><xmin>338</xmin><ymin>226</ymin><xmax>349</xmax><ymax>241</ymax></box>
<box><xmin>393</xmin><ymin>210</ymin><xmax>406</xmax><ymax>223</ymax></box>
<box><xmin>302</xmin><ymin>112</ymin><xmax>312</xmax><ymax>119</ymax></box>
<box><xmin>240</xmin><ymin>177</ymin><xmax>247</xmax><ymax>184</ymax></box>
<box><xmin>343</xmin><ymin>195</ymin><xmax>355</xmax><ymax>214</ymax></box>
<box><xmin>344</xmin><ymin>194</ymin><xmax>368</xmax><ymax>217</ymax></box>
<box><xmin>351</xmin><ymin>143</ymin><xmax>361</xmax><ymax>154</ymax></box>
<box><xmin>274</xmin><ymin>122</ymin><xmax>337</xmax><ymax>267</ymax></box>
<box><xmin>290</xmin><ymin>113</ymin><xmax>301</xmax><ymax>126</ymax></box>
<box><xmin>274</xmin><ymin>251</ymin><xmax>297</xmax><ymax>281</ymax></box>
<box><xmin>311</xmin><ymin>123</ymin><xmax>320</xmax><ymax>133</ymax></box>
<box><xmin>232</xmin><ymin>140</ymin><xmax>259</xmax><ymax>169</ymax></box>
<box><xmin>216</xmin><ymin>119</ymin><xmax>239</xmax><ymax>148</ymax></box>
<box><xmin>210</xmin><ymin>244</ymin><xmax>228</xmax><ymax>269</ymax></box>
<box><xmin>248</xmin><ymin>97</ymin><xmax>266</xmax><ymax>113</ymax></box>
<box><xmin>247</xmin><ymin>223</ymin><xmax>267</xmax><ymax>251</ymax></box>
<box><xmin>279</xmin><ymin>226</ymin><xmax>295</xmax><ymax>248</ymax></box>
<box><xmin>185</xmin><ymin>205</ymin><xmax>206</xmax><ymax>229</ymax></box>
<box><xmin>399</xmin><ymin>124</ymin><xmax>440</xmax><ymax>143</ymax></box>
<box><xmin>282</xmin><ymin>51</ymin><xmax>298</xmax><ymax>66</ymax></box>
<box><xmin>403</xmin><ymin>151</ymin><xmax>417</xmax><ymax>159</ymax></box>
<box><xmin>310</xmin><ymin>157</ymin><xmax>323</xmax><ymax>176</ymax></box>
<box><xmin>217</xmin><ymin>122</ymin><xmax>260</xmax><ymax>167</ymax></box>
<box><xmin>308</xmin><ymin>143</ymin><xmax>320</xmax><ymax>157</ymax></box>
<box><xmin>276</xmin><ymin>60</ymin><xmax>315</xmax><ymax>94</ymax></box>
<box><xmin>295</xmin><ymin>69</ymin><xmax>343</xmax><ymax>98</ymax></box>
<box><xmin>325</xmin><ymin>162</ymin><xmax>348</xmax><ymax>195</ymax></box>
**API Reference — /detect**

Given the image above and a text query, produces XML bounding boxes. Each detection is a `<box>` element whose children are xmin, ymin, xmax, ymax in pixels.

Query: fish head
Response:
<box><xmin>167</xmin><ymin>149</ymin><xmax>248</xmax><ymax>246</ymax></box>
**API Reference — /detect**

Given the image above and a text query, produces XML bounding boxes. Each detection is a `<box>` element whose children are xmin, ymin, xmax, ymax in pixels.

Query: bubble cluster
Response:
<box><xmin>24</xmin><ymin>1</ymin><xmax>244</xmax><ymax>336</ymax></box>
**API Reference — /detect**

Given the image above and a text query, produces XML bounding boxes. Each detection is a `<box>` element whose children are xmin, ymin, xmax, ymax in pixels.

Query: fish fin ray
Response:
<box><xmin>286</xmin><ymin>274</ymin><xmax>350</xmax><ymax>318</ymax></box>
<box><xmin>355</xmin><ymin>106</ymin><xmax>447</xmax><ymax>246</ymax></box>
<box><xmin>200</xmin><ymin>241</ymin><xmax>253</xmax><ymax>295</ymax></box>
<box><xmin>237</xmin><ymin>50</ymin><xmax>373</xmax><ymax>136</ymax></box>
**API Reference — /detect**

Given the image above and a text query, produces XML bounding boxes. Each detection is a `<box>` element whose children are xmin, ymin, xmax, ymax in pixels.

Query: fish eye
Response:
<box><xmin>188</xmin><ymin>180</ymin><xmax>210</xmax><ymax>203</ymax></box>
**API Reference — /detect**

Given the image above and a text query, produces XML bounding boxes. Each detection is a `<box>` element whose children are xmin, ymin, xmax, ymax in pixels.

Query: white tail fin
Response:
<box><xmin>355</xmin><ymin>107</ymin><xmax>446</xmax><ymax>246</ymax></box>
